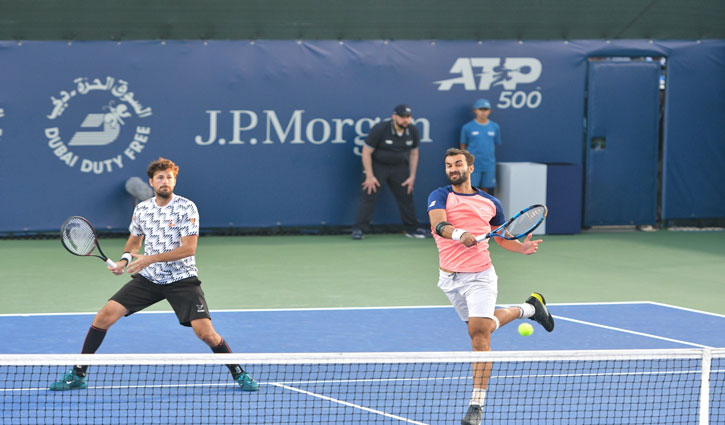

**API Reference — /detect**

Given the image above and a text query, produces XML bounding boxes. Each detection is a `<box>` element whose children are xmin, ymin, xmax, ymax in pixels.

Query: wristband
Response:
<box><xmin>434</xmin><ymin>221</ymin><xmax>451</xmax><ymax>237</ymax></box>
<box><xmin>451</xmin><ymin>228</ymin><xmax>466</xmax><ymax>241</ymax></box>
<box><xmin>120</xmin><ymin>252</ymin><xmax>133</xmax><ymax>264</ymax></box>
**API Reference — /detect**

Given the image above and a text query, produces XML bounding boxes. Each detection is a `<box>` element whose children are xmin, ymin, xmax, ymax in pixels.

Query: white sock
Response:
<box><xmin>518</xmin><ymin>303</ymin><xmax>535</xmax><ymax>318</ymax></box>
<box><xmin>470</xmin><ymin>388</ymin><xmax>486</xmax><ymax>406</ymax></box>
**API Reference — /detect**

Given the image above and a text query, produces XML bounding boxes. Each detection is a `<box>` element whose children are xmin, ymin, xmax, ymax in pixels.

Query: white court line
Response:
<box><xmin>537</xmin><ymin>301</ymin><xmax>652</xmax><ymax>306</ymax></box>
<box><xmin>553</xmin><ymin>315</ymin><xmax>713</xmax><ymax>348</ymax></box>
<box><xmin>272</xmin><ymin>383</ymin><xmax>429</xmax><ymax>425</ymax></box>
<box><xmin>0</xmin><ymin>305</ymin><xmax>454</xmax><ymax>317</ymax></box>
<box><xmin>0</xmin><ymin>301</ymin><xmax>665</xmax><ymax>317</ymax></box>
<box><xmin>645</xmin><ymin>301</ymin><xmax>725</xmax><ymax>318</ymax></box>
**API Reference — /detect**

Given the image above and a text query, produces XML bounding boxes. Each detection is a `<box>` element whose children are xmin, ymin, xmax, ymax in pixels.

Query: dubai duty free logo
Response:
<box><xmin>44</xmin><ymin>76</ymin><xmax>153</xmax><ymax>174</ymax></box>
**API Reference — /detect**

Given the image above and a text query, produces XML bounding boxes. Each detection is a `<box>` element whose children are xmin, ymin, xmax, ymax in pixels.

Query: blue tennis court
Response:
<box><xmin>1</xmin><ymin>302</ymin><xmax>724</xmax><ymax>424</ymax></box>
<box><xmin>3</xmin><ymin>301</ymin><xmax>724</xmax><ymax>354</ymax></box>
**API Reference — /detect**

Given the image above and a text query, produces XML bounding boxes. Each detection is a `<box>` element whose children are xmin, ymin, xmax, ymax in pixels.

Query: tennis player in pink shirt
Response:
<box><xmin>427</xmin><ymin>148</ymin><xmax>554</xmax><ymax>425</ymax></box>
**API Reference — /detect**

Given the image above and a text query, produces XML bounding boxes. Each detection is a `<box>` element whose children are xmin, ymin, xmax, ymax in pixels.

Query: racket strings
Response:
<box><xmin>61</xmin><ymin>218</ymin><xmax>97</xmax><ymax>256</ymax></box>
<box><xmin>508</xmin><ymin>207</ymin><xmax>545</xmax><ymax>236</ymax></box>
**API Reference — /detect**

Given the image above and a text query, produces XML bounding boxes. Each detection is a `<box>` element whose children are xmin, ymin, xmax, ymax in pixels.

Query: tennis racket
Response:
<box><xmin>60</xmin><ymin>216</ymin><xmax>117</xmax><ymax>268</ymax></box>
<box><xmin>476</xmin><ymin>204</ymin><xmax>548</xmax><ymax>242</ymax></box>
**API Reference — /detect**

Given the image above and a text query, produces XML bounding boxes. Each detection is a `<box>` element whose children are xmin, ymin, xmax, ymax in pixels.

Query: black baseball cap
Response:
<box><xmin>393</xmin><ymin>104</ymin><xmax>413</xmax><ymax>117</ymax></box>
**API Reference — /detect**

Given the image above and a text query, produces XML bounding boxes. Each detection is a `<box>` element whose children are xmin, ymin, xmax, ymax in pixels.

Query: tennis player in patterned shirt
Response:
<box><xmin>50</xmin><ymin>157</ymin><xmax>258</xmax><ymax>392</ymax></box>
<box><xmin>427</xmin><ymin>148</ymin><xmax>554</xmax><ymax>425</ymax></box>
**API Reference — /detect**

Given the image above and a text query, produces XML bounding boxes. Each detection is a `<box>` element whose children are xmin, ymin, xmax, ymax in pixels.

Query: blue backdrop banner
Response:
<box><xmin>0</xmin><ymin>40</ymin><xmax>723</xmax><ymax>232</ymax></box>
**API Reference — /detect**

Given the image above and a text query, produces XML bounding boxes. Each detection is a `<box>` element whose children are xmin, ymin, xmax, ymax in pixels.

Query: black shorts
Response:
<box><xmin>110</xmin><ymin>275</ymin><xmax>211</xmax><ymax>327</ymax></box>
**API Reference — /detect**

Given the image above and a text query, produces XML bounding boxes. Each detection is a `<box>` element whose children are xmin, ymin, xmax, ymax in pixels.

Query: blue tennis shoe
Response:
<box><xmin>235</xmin><ymin>372</ymin><xmax>259</xmax><ymax>391</ymax></box>
<box><xmin>49</xmin><ymin>369</ymin><xmax>87</xmax><ymax>391</ymax></box>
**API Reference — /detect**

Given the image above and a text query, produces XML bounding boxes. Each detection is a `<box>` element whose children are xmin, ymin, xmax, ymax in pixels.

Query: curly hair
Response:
<box><xmin>146</xmin><ymin>157</ymin><xmax>179</xmax><ymax>179</ymax></box>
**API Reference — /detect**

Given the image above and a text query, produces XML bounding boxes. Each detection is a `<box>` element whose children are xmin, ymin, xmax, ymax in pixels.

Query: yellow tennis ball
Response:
<box><xmin>518</xmin><ymin>322</ymin><xmax>534</xmax><ymax>336</ymax></box>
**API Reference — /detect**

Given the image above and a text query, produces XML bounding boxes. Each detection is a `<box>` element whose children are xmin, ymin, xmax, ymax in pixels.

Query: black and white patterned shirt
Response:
<box><xmin>129</xmin><ymin>194</ymin><xmax>199</xmax><ymax>284</ymax></box>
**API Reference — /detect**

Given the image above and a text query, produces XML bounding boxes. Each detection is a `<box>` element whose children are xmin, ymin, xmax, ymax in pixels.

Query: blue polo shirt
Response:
<box><xmin>460</xmin><ymin>120</ymin><xmax>501</xmax><ymax>170</ymax></box>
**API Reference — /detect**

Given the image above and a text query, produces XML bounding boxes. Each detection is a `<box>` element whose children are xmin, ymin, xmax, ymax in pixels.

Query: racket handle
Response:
<box><xmin>106</xmin><ymin>258</ymin><xmax>118</xmax><ymax>268</ymax></box>
<box><xmin>475</xmin><ymin>235</ymin><xmax>488</xmax><ymax>243</ymax></box>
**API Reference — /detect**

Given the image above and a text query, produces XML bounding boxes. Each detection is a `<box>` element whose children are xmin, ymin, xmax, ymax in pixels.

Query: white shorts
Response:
<box><xmin>437</xmin><ymin>266</ymin><xmax>498</xmax><ymax>322</ymax></box>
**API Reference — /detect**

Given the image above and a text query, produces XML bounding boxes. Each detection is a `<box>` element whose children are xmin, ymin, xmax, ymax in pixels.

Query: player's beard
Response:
<box><xmin>155</xmin><ymin>187</ymin><xmax>173</xmax><ymax>199</ymax></box>
<box><xmin>447</xmin><ymin>170</ymin><xmax>469</xmax><ymax>185</ymax></box>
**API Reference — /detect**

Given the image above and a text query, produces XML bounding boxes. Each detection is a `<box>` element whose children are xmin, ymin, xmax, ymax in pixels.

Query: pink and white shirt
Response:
<box><xmin>427</xmin><ymin>186</ymin><xmax>505</xmax><ymax>273</ymax></box>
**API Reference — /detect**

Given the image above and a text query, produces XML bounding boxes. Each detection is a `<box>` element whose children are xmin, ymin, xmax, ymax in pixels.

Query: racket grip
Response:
<box><xmin>475</xmin><ymin>235</ymin><xmax>487</xmax><ymax>243</ymax></box>
<box><xmin>106</xmin><ymin>258</ymin><xmax>118</xmax><ymax>268</ymax></box>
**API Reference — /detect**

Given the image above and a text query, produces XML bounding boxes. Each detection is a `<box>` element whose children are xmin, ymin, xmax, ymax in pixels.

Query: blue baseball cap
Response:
<box><xmin>393</xmin><ymin>104</ymin><xmax>413</xmax><ymax>117</ymax></box>
<box><xmin>474</xmin><ymin>99</ymin><xmax>491</xmax><ymax>109</ymax></box>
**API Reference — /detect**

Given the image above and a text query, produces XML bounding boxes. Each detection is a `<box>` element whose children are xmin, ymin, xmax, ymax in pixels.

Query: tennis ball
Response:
<box><xmin>518</xmin><ymin>322</ymin><xmax>534</xmax><ymax>336</ymax></box>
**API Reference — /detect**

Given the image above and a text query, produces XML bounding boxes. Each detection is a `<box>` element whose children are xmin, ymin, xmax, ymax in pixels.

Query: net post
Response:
<box><xmin>699</xmin><ymin>348</ymin><xmax>711</xmax><ymax>425</ymax></box>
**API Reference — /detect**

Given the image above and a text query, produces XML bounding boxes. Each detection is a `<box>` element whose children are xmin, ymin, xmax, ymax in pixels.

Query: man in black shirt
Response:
<box><xmin>352</xmin><ymin>104</ymin><xmax>428</xmax><ymax>239</ymax></box>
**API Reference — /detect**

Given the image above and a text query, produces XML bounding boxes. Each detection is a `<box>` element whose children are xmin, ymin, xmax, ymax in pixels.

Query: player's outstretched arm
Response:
<box><xmin>494</xmin><ymin>233</ymin><xmax>542</xmax><ymax>255</ymax></box>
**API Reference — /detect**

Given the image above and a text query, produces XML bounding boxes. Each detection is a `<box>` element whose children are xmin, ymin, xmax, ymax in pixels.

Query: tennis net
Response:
<box><xmin>1</xmin><ymin>349</ymin><xmax>723</xmax><ymax>424</ymax></box>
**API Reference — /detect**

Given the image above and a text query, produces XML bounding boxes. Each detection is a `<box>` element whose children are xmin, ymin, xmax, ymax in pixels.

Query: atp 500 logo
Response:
<box><xmin>44</xmin><ymin>76</ymin><xmax>153</xmax><ymax>174</ymax></box>
<box><xmin>435</xmin><ymin>57</ymin><xmax>543</xmax><ymax>109</ymax></box>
